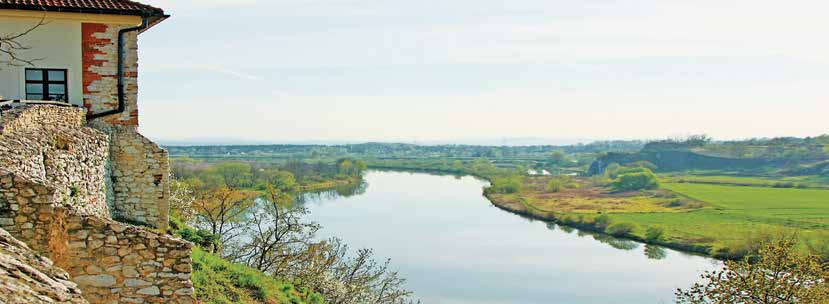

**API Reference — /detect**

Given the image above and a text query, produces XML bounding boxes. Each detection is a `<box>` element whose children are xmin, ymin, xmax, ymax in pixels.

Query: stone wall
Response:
<box><xmin>82</xmin><ymin>23</ymin><xmax>139</xmax><ymax>126</ymax></box>
<box><xmin>0</xmin><ymin>105</ymin><xmax>193</xmax><ymax>303</ymax></box>
<box><xmin>0</xmin><ymin>106</ymin><xmax>110</xmax><ymax>218</ymax></box>
<box><xmin>0</xmin><ymin>227</ymin><xmax>88</xmax><ymax>304</ymax></box>
<box><xmin>92</xmin><ymin>124</ymin><xmax>171</xmax><ymax>230</ymax></box>
<box><xmin>0</xmin><ymin>169</ymin><xmax>194</xmax><ymax>304</ymax></box>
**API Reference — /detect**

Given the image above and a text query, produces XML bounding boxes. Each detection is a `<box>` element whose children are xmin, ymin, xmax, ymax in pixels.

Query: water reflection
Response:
<box><xmin>645</xmin><ymin>245</ymin><xmax>668</xmax><ymax>260</ymax></box>
<box><xmin>296</xmin><ymin>180</ymin><xmax>368</xmax><ymax>204</ymax></box>
<box><xmin>298</xmin><ymin>171</ymin><xmax>717</xmax><ymax>304</ymax></box>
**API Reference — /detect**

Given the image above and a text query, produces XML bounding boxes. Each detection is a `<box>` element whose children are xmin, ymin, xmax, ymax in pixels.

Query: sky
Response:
<box><xmin>136</xmin><ymin>0</ymin><xmax>829</xmax><ymax>145</ymax></box>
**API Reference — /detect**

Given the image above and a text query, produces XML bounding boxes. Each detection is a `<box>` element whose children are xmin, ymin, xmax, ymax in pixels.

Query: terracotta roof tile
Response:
<box><xmin>0</xmin><ymin>0</ymin><xmax>164</xmax><ymax>16</ymax></box>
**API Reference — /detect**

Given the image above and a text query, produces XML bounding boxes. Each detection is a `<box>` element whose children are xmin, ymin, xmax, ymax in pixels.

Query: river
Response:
<box><xmin>300</xmin><ymin>171</ymin><xmax>718</xmax><ymax>304</ymax></box>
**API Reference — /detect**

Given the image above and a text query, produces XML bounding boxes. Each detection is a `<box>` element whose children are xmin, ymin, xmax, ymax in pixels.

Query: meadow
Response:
<box><xmin>488</xmin><ymin>177</ymin><xmax>829</xmax><ymax>259</ymax></box>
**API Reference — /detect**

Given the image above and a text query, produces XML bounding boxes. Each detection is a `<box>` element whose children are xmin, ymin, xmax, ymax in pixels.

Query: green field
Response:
<box><xmin>661</xmin><ymin>174</ymin><xmax>829</xmax><ymax>189</ymax></box>
<box><xmin>606</xmin><ymin>183</ymin><xmax>829</xmax><ymax>256</ymax></box>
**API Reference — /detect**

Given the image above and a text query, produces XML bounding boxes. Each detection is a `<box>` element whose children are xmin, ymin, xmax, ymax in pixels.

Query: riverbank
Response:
<box><xmin>298</xmin><ymin>176</ymin><xmax>363</xmax><ymax>192</ymax></box>
<box><xmin>484</xmin><ymin>176</ymin><xmax>829</xmax><ymax>261</ymax></box>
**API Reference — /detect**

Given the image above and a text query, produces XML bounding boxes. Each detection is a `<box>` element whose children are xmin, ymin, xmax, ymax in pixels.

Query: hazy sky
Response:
<box><xmin>137</xmin><ymin>0</ymin><xmax>828</xmax><ymax>144</ymax></box>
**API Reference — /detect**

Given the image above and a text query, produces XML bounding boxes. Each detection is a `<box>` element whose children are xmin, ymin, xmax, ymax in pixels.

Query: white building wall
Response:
<box><xmin>0</xmin><ymin>16</ymin><xmax>83</xmax><ymax>106</ymax></box>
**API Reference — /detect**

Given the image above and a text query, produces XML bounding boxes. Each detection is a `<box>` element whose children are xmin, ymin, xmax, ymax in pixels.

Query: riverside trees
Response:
<box><xmin>677</xmin><ymin>238</ymin><xmax>828</xmax><ymax>304</ymax></box>
<box><xmin>171</xmin><ymin>159</ymin><xmax>415</xmax><ymax>304</ymax></box>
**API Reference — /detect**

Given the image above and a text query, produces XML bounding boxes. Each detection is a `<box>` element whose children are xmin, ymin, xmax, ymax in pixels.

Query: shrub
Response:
<box><xmin>645</xmin><ymin>227</ymin><xmax>665</xmax><ymax>242</ymax></box>
<box><xmin>178</xmin><ymin>227</ymin><xmax>220</xmax><ymax>249</ymax></box>
<box><xmin>192</xmin><ymin>248</ymin><xmax>324</xmax><ymax>304</ymax></box>
<box><xmin>546</xmin><ymin>179</ymin><xmax>563</xmax><ymax>193</ymax></box>
<box><xmin>593</xmin><ymin>214</ymin><xmax>611</xmax><ymax>229</ymax></box>
<box><xmin>606</xmin><ymin>222</ymin><xmax>636</xmax><ymax>236</ymax></box>
<box><xmin>611</xmin><ymin>169</ymin><xmax>659</xmax><ymax>192</ymax></box>
<box><xmin>489</xmin><ymin>175</ymin><xmax>524</xmax><ymax>194</ymax></box>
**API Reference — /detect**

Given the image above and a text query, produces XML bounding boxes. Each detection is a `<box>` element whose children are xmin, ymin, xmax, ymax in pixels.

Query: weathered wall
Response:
<box><xmin>0</xmin><ymin>9</ymin><xmax>143</xmax><ymax>106</ymax></box>
<box><xmin>92</xmin><ymin>123</ymin><xmax>171</xmax><ymax>230</ymax></box>
<box><xmin>0</xmin><ymin>105</ymin><xmax>192</xmax><ymax>303</ymax></box>
<box><xmin>82</xmin><ymin>23</ymin><xmax>140</xmax><ymax>126</ymax></box>
<box><xmin>0</xmin><ymin>169</ymin><xmax>194</xmax><ymax>304</ymax></box>
<box><xmin>0</xmin><ymin>105</ymin><xmax>110</xmax><ymax>217</ymax></box>
<box><xmin>0</xmin><ymin>227</ymin><xmax>88</xmax><ymax>304</ymax></box>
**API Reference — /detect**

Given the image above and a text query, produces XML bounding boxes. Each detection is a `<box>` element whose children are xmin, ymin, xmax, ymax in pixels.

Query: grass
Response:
<box><xmin>487</xmin><ymin>176</ymin><xmax>829</xmax><ymax>259</ymax></box>
<box><xmin>192</xmin><ymin>247</ymin><xmax>326</xmax><ymax>304</ymax></box>
<box><xmin>662</xmin><ymin>174</ymin><xmax>829</xmax><ymax>189</ymax></box>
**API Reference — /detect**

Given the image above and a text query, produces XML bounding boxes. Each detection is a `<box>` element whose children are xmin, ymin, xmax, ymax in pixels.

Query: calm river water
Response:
<box><xmin>300</xmin><ymin>171</ymin><xmax>718</xmax><ymax>304</ymax></box>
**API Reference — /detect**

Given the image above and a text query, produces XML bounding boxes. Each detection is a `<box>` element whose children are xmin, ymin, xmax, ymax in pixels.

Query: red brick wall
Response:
<box><xmin>81</xmin><ymin>23</ymin><xmax>139</xmax><ymax>126</ymax></box>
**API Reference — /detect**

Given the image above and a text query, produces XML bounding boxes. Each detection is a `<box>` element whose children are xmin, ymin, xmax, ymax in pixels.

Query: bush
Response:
<box><xmin>178</xmin><ymin>227</ymin><xmax>220</xmax><ymax>249</ymax></box>
<box><xmin>489</xmin><ymin>175</ymin><xmax>523</xmax><ymax>194</ymax></box>
<box><xmin>606</xmin><ymin>222</ymin><xmax>636</xmax><ymax>236</ymax></box>
<box><xmin>192</xmin><ymin>248</ymin><xmax>325</xmax><ymax>304</ymax></box>
<box><xmin>645</xmin><ymin>227</ymin><xmax>665</xmax><ymax>242</ymax></box>
<box><xmin>611</xmin><ymin>169</ymin><xmax>659</xmax><ymax>192</ymax></box>
<box><xmin>593</xmin><ymin>214</ymin><xmax>611</xmax><ymax>229</ymax></box>
<box><xmin>546</xmin><ymin>179</ymin><xmax>563</xmax><ymax>193</ymax></box>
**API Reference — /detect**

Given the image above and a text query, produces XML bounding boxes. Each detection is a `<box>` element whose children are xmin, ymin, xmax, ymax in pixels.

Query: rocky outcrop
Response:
<box><xmin>0</xmin><ymin>227</ymin><xmax>88</xmax><ymax>304</ymax></box>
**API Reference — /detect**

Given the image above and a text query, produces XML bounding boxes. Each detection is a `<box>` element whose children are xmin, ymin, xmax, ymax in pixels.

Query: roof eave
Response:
<box><xmin>0</xmin><ymin>3</ymin><xmax>165</xmax><ymax>18</ymax></box>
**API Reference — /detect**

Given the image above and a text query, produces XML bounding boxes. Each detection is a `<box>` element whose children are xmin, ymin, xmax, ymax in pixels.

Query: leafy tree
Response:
<box><xmin>677</xmin><ymin>238</ymin><xmax>829</xmax><ymax>304</ymax></box>
<box><xmin>212</xmin><ymin>162</ymin><xmax>253</xmax><ymax>189</ymax></box>
<box><xmin>489</xmin><ymin>175</ymin><xmax>523</xmax><ymax>194</ymax></box>
<box><xmin>645</xmin><ymin>226</ymin><xmax>665</xmax><ymax>242</ymax></box>
<box><xmin>606</xmin><ymin>222</ymin><xmax>636</xmax><ymax>236</ymax></box>
<box><xmin>549</xmin><ymin>150</ymin><xmax>570</xmax><ymax>165</ymax></box>
<box><xmin>611</xmin><ymin>169</ymin><xmax>659</xmax><ymax>191</ymax></box>
<box><xmin>191</xmin><ymin>185</ymin><xmax>257</xmax><ymax>253</ymax></box>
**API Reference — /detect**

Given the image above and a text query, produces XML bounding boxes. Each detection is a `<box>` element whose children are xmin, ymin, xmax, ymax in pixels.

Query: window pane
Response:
<box><xmin>48</xmin><ymin>84</ymin><xmax>65</xmax><ymax>94</ymax></box>
<box><xmin>26</xmin><ymin>94</ymin><xmax>43</xmax><ymax>100</ymax></box>
<box><xmin>25</xmin><ymin>69</ymin><xmax>43</xmax><ymax>81</ymax></box>
<box><xmin>48</xmin><ymin>95</ymin><xmax>67</xmax><ymax>102</ymax></box>
<box><xmin>47</xmin><ymin>70</ymin><xmax>65</xmax><ymax>81</ymax></box>
<box><xmin>26</xmin><ymin>83</ymin><xmax>43</xmax><ymax>94</ymax></box>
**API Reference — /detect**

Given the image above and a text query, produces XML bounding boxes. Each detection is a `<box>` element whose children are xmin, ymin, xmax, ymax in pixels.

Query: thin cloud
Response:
<box><xmin>205</xmin><ymin>66</ymin><xmax>260</xmax><ymax>81</ymax></box>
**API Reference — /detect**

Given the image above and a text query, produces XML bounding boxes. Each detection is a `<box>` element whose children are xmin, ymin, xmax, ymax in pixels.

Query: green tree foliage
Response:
<box><xmin>611</xmin><ymin>168</ymin><xmax>659</xmax><ymax>192</ymax></box>
<box><xmin>606</xmin><ymin>222</ymin><xmax>636</xmax><ymax>236</ymax></box>
<box><xmin>212</xmin><ymin>162</ymin><xmax>254</xmax><ymax>189</ymax></box>
<box><xmin>546</xmin><ymin>175</ymin><xmax>578</xmax><ymax>193</ymax></box>
<box><xmin>593</xmin><ymin>214</ymin><xmax>612</xmax><ymax>229</ymax></box>
<box><xmin>645</xmin><ymin>226</ymin><xmax>665</xmax><ymax>242</ymax></box>
<box><xmin>549</xmin><ymin>150</ymin><xmax>571</xmax><ymax>165</ymax></box>
<box><xmin>192</xmin><ymin>248</ymin><xmax>325</xmax><ymax>304</ymax></box>
<box><xmin>677</xmin><ymin>238</ymin><xmax>829</xmax><ymax>304</ymax></box>
<box><xmin>489</xmin><ymin>175</ymin><xmax>524</xmax><ymax>194</ymax></box>
<box><xmin>336</xmin><ymin>158</ymin><xmax>367</xmax><ymax>177</ymax></box>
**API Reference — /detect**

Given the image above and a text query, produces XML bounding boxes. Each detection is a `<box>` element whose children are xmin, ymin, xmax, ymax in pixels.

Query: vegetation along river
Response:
<box><xmin>300</xmin><ymin>171</ymin><xmax>719</xmax><ymax>304</ymax></box>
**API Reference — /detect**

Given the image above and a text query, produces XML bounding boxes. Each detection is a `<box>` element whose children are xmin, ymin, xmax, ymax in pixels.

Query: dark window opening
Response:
<box><xmin>25</xmin><ymin>69</ymin><xmax>68</xmax><ymax>102</ymax></box>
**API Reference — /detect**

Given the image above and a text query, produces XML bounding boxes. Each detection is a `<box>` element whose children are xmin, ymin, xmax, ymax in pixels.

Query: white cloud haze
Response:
<box><xmin>136</xmin><ymin>0</ymin><xmax>829</xmax><ymax>144</ymax></box>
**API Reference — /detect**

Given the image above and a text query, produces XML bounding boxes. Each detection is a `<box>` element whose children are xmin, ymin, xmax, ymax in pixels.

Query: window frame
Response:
<box><xmin>24</xmin><ymin>68</ymin><xmax>69</xmax><ymax>102</ymax></box>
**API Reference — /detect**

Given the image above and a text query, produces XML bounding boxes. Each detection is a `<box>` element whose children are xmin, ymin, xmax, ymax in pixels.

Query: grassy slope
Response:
<box><xmin>192</xmin><ymin>247</ymin><xmax>325</xmax><ymax>304</ymax></box>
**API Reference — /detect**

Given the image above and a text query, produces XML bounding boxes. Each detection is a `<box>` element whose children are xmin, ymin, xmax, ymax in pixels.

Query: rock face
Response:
<box><xmin>0</xmin><ymin>105</ymin><xmax>194</xmax><ymax>304</ymax></box>
<box><xmin>0</xmin><ymin>227</ymin><xmax>88</xmax><ymax>304</ymax></box>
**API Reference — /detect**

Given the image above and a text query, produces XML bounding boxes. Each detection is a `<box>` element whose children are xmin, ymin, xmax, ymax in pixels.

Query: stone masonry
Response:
<box><xmin>82</xmin><ymin>23</ymin><xmax>140</xmax><ymax>126</ymax></box>
<box><xmin>0</xmin><ymin>105</ymin><xmax>193</xmax><ymax>303</ymax></box>
<box><xmin>0</xmin><ymin>226</ymin><xmax>88</xmax><ymax>303</ymax></box>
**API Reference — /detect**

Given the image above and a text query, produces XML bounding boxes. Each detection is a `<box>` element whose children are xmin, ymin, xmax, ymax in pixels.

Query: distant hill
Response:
<box><xmin>588</xmin><ymin>136</ymin><xmax>829</xmax><ymax>175</ymax></box>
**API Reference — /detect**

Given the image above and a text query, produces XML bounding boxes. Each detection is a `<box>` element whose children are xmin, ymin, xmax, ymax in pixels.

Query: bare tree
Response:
<box><xmin>230</xmin><ymin>182</ymin><xmax>418</xmax><ymax>304</ymax></box>
<box><xmin>1</xmin><ymin>14</ymin><xmax>47</xmax><ymax>67</ymax></box>
<box><xmin>191</xmin><ymin>185</ymin><xmax>256</xmax><ymax>253</ymax></box>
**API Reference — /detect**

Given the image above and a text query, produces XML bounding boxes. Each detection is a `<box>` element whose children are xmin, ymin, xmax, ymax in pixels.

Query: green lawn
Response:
<box><xmin>605</xmin><ymin>183</ymin><xmax>829</xmax><ymax>255</ymax></box>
